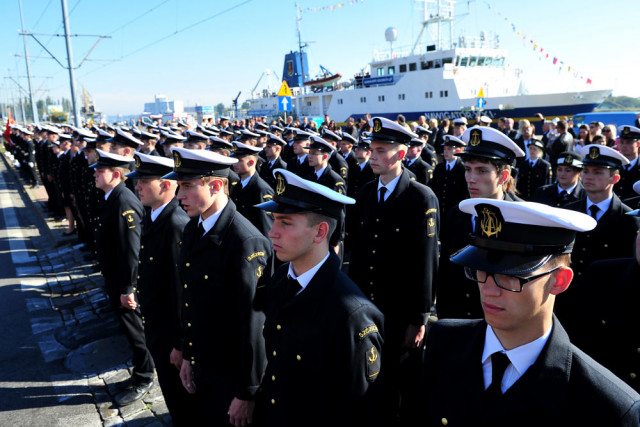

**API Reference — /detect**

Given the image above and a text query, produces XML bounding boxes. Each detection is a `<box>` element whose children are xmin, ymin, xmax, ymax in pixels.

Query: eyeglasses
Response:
<box><xmin>464</xmin><ymin>266</ymin><xmax>561</xmax><ymax>292</ymax></box>
<box><xmin>602</xmin><ymin>129</ymin><xmax>611</xmax><ymax>133</ymax></box>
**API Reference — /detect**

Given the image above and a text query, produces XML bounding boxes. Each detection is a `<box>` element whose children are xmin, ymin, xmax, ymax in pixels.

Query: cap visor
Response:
<box><xmin>450</xmin><ymin>245</ymin><xmax>551</xmax><ymax>276</ymax></box>
<box><xmin>255</xmin><ymin>200</ymin><xmax>311</xmax><ymax>215</ymax></box>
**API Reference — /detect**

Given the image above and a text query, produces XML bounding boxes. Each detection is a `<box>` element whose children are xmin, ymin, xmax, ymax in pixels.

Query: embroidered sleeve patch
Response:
<box><xmin>246</xmin><ymin>251</ymin><xmax>265</xmax><ymax>261</ymax></box>
<box><xmin>366</xmin><ymin>346</ymin><xmax>380</xmax><ymax>381</ymax></box>
<box><xmin>358</xmin><ymin>325</ymin><xmax>379</xmax><ymax>339</ymax></box>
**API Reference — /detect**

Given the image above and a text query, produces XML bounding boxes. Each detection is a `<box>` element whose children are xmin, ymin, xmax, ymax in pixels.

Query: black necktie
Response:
<box><xmin>530</xmin><ymin>161</ymin><xmax>534</xmax><ymax>167</ymax></box>
<box><xmin>297</xmin><ymin>158</ymin><xmax>302</xmax><ymax>166</ymax></box>
<box><xmin>446</xmin><ymin>164</ymin><xmax>450</xmax><ymax>171</ymax></box>
<box><xmin>285</xmin><ymin>276</ymin><xmax>302</xmax><ymax>301</ymax></box>
<box><xmin>559</xmin><ymin>190</ymin><xmax>568</xmax><ymax>200</ymax></box>
<box><xmin>197</xmin><ymin>222</ymin><xmax>206</xmax><ymax>237</ymax></box>
<box><xmin>589</xmin><ymin>204</ymin><xmax>600</xmax><ymax>220</ymax></box>
<box><xmin>485</xmin><ymin>352</ymin><xmax>510</xmax><ymax>406</ymax></box>
<box><xmin>379</xmin><ymin>187</ymin><xmax>387</xmax><ymax>204</ymax></box>
<box><xmin>626</xmin><ymin>165</ymin><xmax>631</xmax><ymax>171</ymax></box>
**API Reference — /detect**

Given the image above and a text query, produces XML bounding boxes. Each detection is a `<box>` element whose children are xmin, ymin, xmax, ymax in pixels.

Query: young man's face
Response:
<box><xmin>135</xmin><ymin>178</ymin><xmax>166</xmax><ymax>208</ymax></box>
<box><xmin>142</xmin><ymin>139</ymin><xmax>157</xmax><ymax>153</ymax></box>
<box><xmin>292</xmin><ymin>139</ymin><xmax>309</xmax><ymax>156</ymax></box>
<box><xmin>443</xmin><ymin>145</ymin><xmax>457</xmax><ymax>161</ymax></box>
<box><xmin>556</xmin><ymin>165</ymin><xmax>581</xmax><ymax>188</ymax></box>
<box><xmin>477</xmin><ymin>264</ymin><xmax>562</xmax><ymax>339</ymax></box>
<box><xmin>233</xmin><ymin>156</ymin><xmax>254</xmax><ymax>177</ymax></box>
<box><xmin>370</xmin><ymin>142</ymin><xmax>403</xmax><ymax>175</ymax></box>
<box><xmin>619</xmin><ymin>139</ymin><xmax>639</xmax><ymax>159</ymax></box>
<box><xmin>263</xmin><ymin>144</ymin><xmax>279</xmax><ymax>160</ymax></box>
<box><xmin>307</xmin><ymin>149</ymin><xmax>325</xmax><ymax>168</ymax></box>
<box><xmin>177</xmin><ymin>178</ymin><xmax>214</xmax><ymax>218</ymax></box>
<box><xmin>581</xmin><ymin>166</ymin><xmax>616</xmax><ymax>194</ymax></box>
<box><xmin>406</xmin><ymin>145</ymin><xmax>422</xmax><ymax>160</ymax></box>
<box><xmin>338</xmin><ymin>140</ymin><xmax>352</xmax><ymax>154</ymax></box>
<box><xmin>453</xmin><ymin>124</ymin><xmax>466</xmax><ymax>137</ymax></box>
<box><xmin>528</xmin><ymin>146</ymin><xmax>542</xmax><ymax>160</ymax></box>
<box><xmin>355</xmin><ymin>147</ymin><xmax>370</xmax><ymax>163</ymax></box>
<box><xmin>269</xmin><ymin>213</ymin><xmax>318</xmax><ymax>262</ymax></box>
<box><xmin>464</xmin><ymin>159</ymin><xmax>503</xmax><ymax>199</ymax></box>
<box><xmin>94</xmin><ymin>167</ymin><xmax>117</xmax><ymax>191</ymax></box>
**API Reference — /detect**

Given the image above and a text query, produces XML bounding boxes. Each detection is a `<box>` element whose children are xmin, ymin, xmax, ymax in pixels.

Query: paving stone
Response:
<box><xmin>103</xmin><ymin>415</ymin><xmax>125</xmax><ymax>427</ymax></box>
<box><xmin>149</xmin><ymin>399</ymin><xmax>169</xmax><ymax>418</ymax></box>
<box><xmin>142</xmin><ymin>386</ymin><xmax>164</xmax><ymax>404</ymax></box>
<box><xmin>97</xmin><ymin>401</ymin><xmax>119</xmax><ymax>421</ymax></box>
<box><xmin>105</xmin><ymin>369</ymin><xmax>132</xmax><ymax>395</ymax></box>
<box><xmin>117</xmin><ymin>397</ymin><xmax>148</xmax><ymax>419</ymax></box>
<box><xmin>89</xmin><ymin>378</ymin><xmax>107</xmax><ymax>393</ymax></box>
<box><xmin>122</xmin><ymin>409</ymin><xmax>158</xmax><ymax>427</ymax></box>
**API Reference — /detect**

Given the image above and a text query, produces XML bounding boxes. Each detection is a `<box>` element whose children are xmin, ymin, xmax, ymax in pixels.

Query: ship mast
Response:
<box><xmin>295</xmin><ymin>3</ymin><xmax>306</xmax><ymax>91</ymax></box>
<box><xmin>411</xmin><ymin>0</ymin><xmax>456</xmax><ymax>55</ymax></box>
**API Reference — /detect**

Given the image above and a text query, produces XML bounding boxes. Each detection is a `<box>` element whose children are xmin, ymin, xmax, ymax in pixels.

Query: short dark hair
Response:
<box><xmin>305</xmin><ymin>212</ymin><xmax>337</xmax><ymax>239</ymax></box>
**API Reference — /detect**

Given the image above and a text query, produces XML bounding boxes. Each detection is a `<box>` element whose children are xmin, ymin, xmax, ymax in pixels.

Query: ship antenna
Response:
<box><xmin>411</xmin><ymin>0</ymin><xmax>456</xmax><ymax>55</ymax></box>
<box><xmin>295</xmin><ymin>3</ymin><xmax>306</xmax><ymax>90</ymax></box>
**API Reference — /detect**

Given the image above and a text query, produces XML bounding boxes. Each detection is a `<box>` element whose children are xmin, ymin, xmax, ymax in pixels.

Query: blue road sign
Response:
<box><xmin>279</xmin><ymin>96</ymin><xmax>292</xmax><ymax>112</ymax></box>
<box><xmin>477</xmin><ymin>97</ymin><xmax>485</xmax><ymax>109</ymax></box>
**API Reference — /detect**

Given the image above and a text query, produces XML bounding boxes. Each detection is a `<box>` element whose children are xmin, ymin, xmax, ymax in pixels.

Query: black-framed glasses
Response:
<box><xmin>464</xmin><ymin>266</ymin><xmax>561</xmax><ymax>292</ymax></box>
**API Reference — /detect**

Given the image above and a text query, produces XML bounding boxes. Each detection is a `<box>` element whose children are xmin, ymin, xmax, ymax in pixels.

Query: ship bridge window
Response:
<box><xmin>409</xmin><ymin>63</ymin><xmax>417</xmax><ymax>71</ymax></box>
<box><xmin>421</xmin><ymin>61</ymin><xmax>430</xmax><ymax>70</ymax></box>
<box><xmin>388</xmin><ymin>66</ymin><xmax>395</xmax><ymax>75</ymax></box>
<box><xmin>469</xmin><ymin>57</ymin><xmax>477</xmax><ymax>67</ymax></box>
<box><xmin>360</xmin><ymin>97</ymin><xmax>367</xmax><ymax>103</ymax></box>
<box><xmin>477</xmin><ymin>57</ymin><xmax>485</xmax><ymax>66</ymax></box>
<box><xmin>459</xmin><ymin>57</ymin><xmax>468</xmax><ymax>67</ymax></box>
<box><xmin>399</xmin><ymin>64</ymin><xmax>407</xmax><ymax>73</ymax></box>
<box><xmin>399</xmin><ymin>93</ymin><xmax>405</xmax><ymax>100</ymax></box>
<box><xmin>377</xmin><ymin>67</ymin><xmax>385</xmax><ymax>76</ymax></box>
<box><xmin>337</xmin><ymin>99</ymin><xmax>343</xmax><ymax>105</ymax></box>
<box><xmin>484</xmin><ymin>57</ymin><xmax>493</xmax><ymax>66</ymax></box>
<box><xmin>378</xmin><ymin>95</ymin><xmax>385</xmax><ymax>102</ymax></box>
<box><xmin>434</xmin><ymin>59</ymin><xmax>441</xmax><ymax>68</ymax></box>
<box><xmin>495</xmin><ymin>57</ymin><xmax>505</xmax><ymax>66</ymax></box>
<box><xmin>443</xmin><ymin>57</ymin><xmax>453</xmax><ymax>65</ymax></box>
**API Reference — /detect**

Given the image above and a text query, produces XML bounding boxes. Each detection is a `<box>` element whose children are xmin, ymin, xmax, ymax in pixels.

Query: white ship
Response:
<box><xmin>248</xmin><ymin>0</ymin><xmax>610</xmax><ymax>124</ymax></box>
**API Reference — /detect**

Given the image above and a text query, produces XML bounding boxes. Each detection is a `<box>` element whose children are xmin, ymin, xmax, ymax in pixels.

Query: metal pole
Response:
<box><xmin>61</xmin><ymin>0</ymin><xmax>80</xmax><ymax>126</ymax></box>
<box><xmin>18</xmin><ymin>0</ymin><xmax>38</xmax><ymax>124</ymax></box>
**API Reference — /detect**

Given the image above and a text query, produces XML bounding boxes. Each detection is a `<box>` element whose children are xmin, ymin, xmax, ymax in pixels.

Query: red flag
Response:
<box><xmin>3</xmin><ymin>112</ymin><xmax>14</xmax><ymax>145</ymax></box>
<box><xmin>586</xmin><ymin>78</ymin><xmax>592</xmax><ymax>85</ymax></box>
<box><xmin>553</xmin><ymin>57</ymin><xmax>558</xmax><ymax>65</ymax></box>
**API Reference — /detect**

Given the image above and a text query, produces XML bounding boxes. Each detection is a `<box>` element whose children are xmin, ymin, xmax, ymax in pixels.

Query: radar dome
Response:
<box><xmin>385</xmin><ymin>27</ymin><xmax>398</xmax><ymax>43</ymax></box>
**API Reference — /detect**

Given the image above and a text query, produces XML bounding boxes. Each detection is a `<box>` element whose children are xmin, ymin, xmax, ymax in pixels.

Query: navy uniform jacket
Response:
<box><xmin>304</xmin><ymin>165</ymin><xmax>346</xmax><ymax>247</ymax></box>
<box><xmin>260</xmin><ymin>253</ymin><xmax>384</xmax><ymax>427</ymax></box>
<box><xmin>136</xmin><ymin>198</ymin><xmax>190</xmax><ymax>350</ymax></box>
<box><xmin>414</xmin><ymin>317</ymin><xmax>640</xmax><ymax>426</ymax></box>
<box><xmin>563</xmin><ymin>195</ymin><xmax>640</xmax><ymax>280</ymax></box>
<box><xmin>615</xmin><ymin>160</ymin><xmax>640</xmax><ymax>201</ymax></box>
<box><xmin>258</xmin><ymin>157</ymin><xmax>287</xmax><ymax>190</ymax></box>
<box><xmin>228</xmin><ymin>169</ymin><xmax>241</xmax><ymax>197</ymax></box>
<box><xmin>350</xmin><ymin>170</ymin><xmax>440</xmax><ymax>327</ymax></box>
<box><xmin>179</xmin><ymin>200</ymin><xmax>271</xmax><ymax>402</ymax></box>
<box><xmin>420</xmin><ymin>143</ymin><xmax>438</xmax><ymax>168</ymax></box>
<box><xmin>623</xmin><ymin>195</ymin><xmax>640</xmax><ymax>210</ymax></box>
<box><xmin>515</xmin><ymin>158</ymin><xmax>553</xmax><ymax>200</ymax></box>
<box><xmin>230</xmin><ymin>173</ymin><xmax>275</xmax><ymax>237</ymax></box>
<box><xmin>95</xmin><ymin>182</ymin><xmax>143</xmax><ymax>301</ymax></box>
<box><xmin>286</xmin><ymin>155</ymin><xmax>314</xmax><ymax>178</ymax></box>
<box><xmin>436</xmin><ymin>192</ymin><xmax>521</xmax><ymax>320</ymax></box>
<box><xmin>405</xmin><ymin>156</ymin><xmax>434</xmax><ymax>186</ymax></box>
<box><xmin>565</xmin><ymin>257</ymin><xmax>640</xmax><ymax>393</ymax></box>
<box><xmin>428</xmin><ymin>158</ymin><xmax>468</xmax><ymax>217</ymax></box>
<box><xmin>329</xmin><ymin>151</ymin><xmax>350</xmax><ymax>187</ymax></box>
<box><xmin>548</xmin><ymin>132</ymin><xmax>574</xmax><ymax>168</ymax></box>
<box><xmin>532</xmin><ymin>181</ymin><xmax>586</xmax><ymax>208</ymax></box>
<box><xmin>347</xmin><ymin>161</ymin><xmax>376</xmax><ymax>199</ymax></box>
<box><xmin>341</xmin><ymin>150</ymin><xmax>358</xmax><ymax>171</ymax></box>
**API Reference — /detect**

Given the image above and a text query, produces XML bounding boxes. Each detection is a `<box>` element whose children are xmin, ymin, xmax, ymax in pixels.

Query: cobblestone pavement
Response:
<box><xmin>2</xmin><ymin>151</ymin><xmax>173</xmax><ymax>426</ymax></box>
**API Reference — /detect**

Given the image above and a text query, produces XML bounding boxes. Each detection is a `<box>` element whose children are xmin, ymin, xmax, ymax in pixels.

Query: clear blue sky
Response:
<box><xmin>1</xmin><ymin>0</ymin><xmax>637</xmax><ymax>119</ymax></box>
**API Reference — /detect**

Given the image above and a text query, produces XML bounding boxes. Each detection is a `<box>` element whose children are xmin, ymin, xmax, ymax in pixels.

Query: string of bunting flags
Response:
<box><xmin>299</xmin><ymin>0</ymin><xmax>365</xmax><ymax>14</ymax></box>
<box><xmin>483</xmin><ymin>1</ymin><xmax>592</xmax><ymax>84</ymax></box>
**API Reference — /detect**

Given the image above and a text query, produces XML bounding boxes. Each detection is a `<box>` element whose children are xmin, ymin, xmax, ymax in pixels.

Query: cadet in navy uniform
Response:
<box><xmin>436</xmin><ymin>127</ymin><xmax>524</xmax><ymax>321</ymax></box>
<box><xmin>255</xmin><ymin>169</ymin><xmax>384</xmax><ymax>427</ymax></box>
<box><xmin>567</xmin><ymin>211</ymin><xmax>640</xmax><ymax>393</ymax></box>
<box><xmin>126</xmin><ymin>153</ymin><xmax>196</xmax><ymax>424</ymax></box>
<box><xmin>427</xmin><ymin>135</ymin><xmax>468</xmax><ymax>216</ymax></box>
<box><xmin>533</xmin><ymin>151</ymin><xmax>586</xmax><ymax>208</ymax></box>
<box><xmin>349</xmin><ymin>117</ymin><xmax>439</xmax><ymax>424</ymax></box>
<box><xmin>230</xmin><ymin>141</ymin><xmax>275</xmax><ymax>237</ymax></box>
<box><xmin>414</xmin><ymin>125</ymin><xmax>437</xmax><ymax>168</ymax></box>
<box><xmin>258</xmin><ymin>133</ymin><xmax>288</xmax><ymax>190</ymax></box>
<box><xmin>404</xmin><ymin>137</ymin><xmax>434</xmax><ymax>186</ymax></box>
<box><xmin>614</xmin><ymin>125</ymin><xmax>640</xmax><ymax>200</ymax></box>
<box><xmin>321</xmin><ymin>128</ymin><xmax>350</xmax><ymax>186</ymax></box>
<box><xmin>413</xmin><ymin>199</ymin><xmax>640</xmax><ymax>426</ymax></box>
<box><xmin>91</xmin><ymin>150</ymin><xmax>155</xmax><ymax>406</ymax></box>
<box><xmin>207</xmin><ymin>135</ymin><xmax>241</xmax><ymax>195</ymax></box>
<box><xmin>563</xmin><ymin>145</ymin><xmax>640</xmax><ymax>281</ymax></box>
<box><xmin>345</xmin><ymin>139</ymin><xmax>375</xmax><ymax>252</ymax></box>
<box><xmin>165</xmin><ymin>147</ymin><xmax>271</xmax><ymax>426</ymax></box>
<box><xmin>285</xmin><ymin>128</ymin><xmax>314</xmax><ymax>177</ymax></box>
<box><xmin>514</xmin><ymin>139</ymin><xmax>552</xmax><ymax>200</ymax></box>
<box><xmin>105</xmin><ymin>128</ymin><xmax>143</xmax><ymax>193</ymax></box>
<box><xmin>338</xmin><ymin>131</ymin><xmax>359</xmax><ymax>171</ymax></box>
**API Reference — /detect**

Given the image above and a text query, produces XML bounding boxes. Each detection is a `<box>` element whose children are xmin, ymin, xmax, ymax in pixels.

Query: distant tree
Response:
<box><xmin>241</xmin><ymin>101</ymin><xmax>251</xmax><ymax>109</ymax></box>
<box><xmin>215</xmin><ymin>103</ymin><xmax>225</xmax><ymax>116</ymax></box>
<box><xmin>50</xmin><ymin>111</ymin><xmax>68</xmax><ymax>123</ymax></box>
<box><xmin>36</xmin><ymin>100</ymin><xmax>46</xmax><ymax>120</ymax></box>
<box><xmin>61</xmin><ymin>97</ymin><xmax>72</xmax><ymax>112</ymax></box>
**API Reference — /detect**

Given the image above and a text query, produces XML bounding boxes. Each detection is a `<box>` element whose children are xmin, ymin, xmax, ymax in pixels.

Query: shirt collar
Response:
<box><xmin>198</xmin><ymin>199</ymin><xmax>228</xmax><ymax>235</ymax></box>
<box><xmin>586</xmin><ymin>195</ymin><xmax>613</xmax><ymax>215</ymax></box>
<box><xmin>482</xmin><ymin>324</ymin><xmax>552</xmax><ymax>376</ymax></box>
<box><xmin>628</xmin><ymin>157</ymin><xmax>638</xmax><ymax>169</ymax></box>
<box><xmin>240</xmin><ymin>173</ymin><xmax>253</xmax><ymax>188</ymax></box>
<box><xmin>315</xmin><ymin>166</ymin><xmax>326</xmax><ymax>180</ymax></box>
<box><xmin>150</xmin><ymin>200</ymin><xmax>171</xmax><ymax>222</ymax></box>
<box><xmin>297</xmin><ymin>154</ymin><xmax>308</xmax><ymax>162</ymax></box>
<box><xmin>557</xmin><ymin>182</ymin><xmax>578</xmax><ymax>195</ymax></box>
<box><xmin>446</xmin><ymin>159</ymin><xmax>457</xmax><ymax>169</ymax></box>
<box><xmin>104</xmin><ymin>188</ymin><xmax>114</xmax><ymax>200</ymax></box>
<box><xmin>377</xmin><ymin>172</ymin><xmax>402</xmax><ymax>197</ymax></box>
<box><xmin>287</xmin><ymin>251</ymin><xmax>330</xmax><ymax>293</ymax></box>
